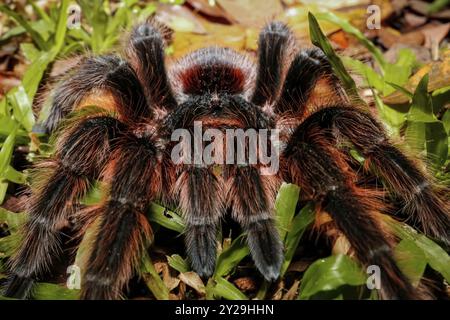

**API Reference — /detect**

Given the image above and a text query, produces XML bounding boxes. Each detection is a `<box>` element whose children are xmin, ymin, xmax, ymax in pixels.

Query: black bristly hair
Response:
<box><xmin>4</xmin><ymin>20</ymin><xmax>449</xmax><ymax>300</ymax></box>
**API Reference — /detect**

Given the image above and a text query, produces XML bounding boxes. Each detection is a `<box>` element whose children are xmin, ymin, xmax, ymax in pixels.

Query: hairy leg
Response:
<box><xmin>126</xmin><ymin>22</ymin><xmax>177</xmax><ymax>110</ymax></box>
<box><xmin>251</xmin><ymin>21</ymin><xmax>295</xmax><ymax>106</ymax></box>
<box><xmin>81</xmin><ymin>135</ymin><xmax>159</xmax><ymax>299</ymax></box>
<box><xmin>4</xmin><ymin>116</ymin><xmax>124</xmax><ymax>299</ymax></box>
<box><xmin>282</xmin><ymin>121</ymin><xmax>419</xmax><ymax>299</ymax></box>
<box><xmin>311</xmin><ymin>106</ymin><xmax>450</xmax><ymax>246</ymax></box>
<box><xmin>274</xmin><ymin>48</ymin><xmax>347</xmax><ymax>115</ymax></box>
<box><xmin>175</xmin><ymin>167</ymin><xmax>224</xmax><ymax>278</ymax></box>
<box><xmin>43</xmin><ymin>55</ymin><xmax>149</xmax><ymax>133</ymax></box>
<box><xmin>226</xmin><ymin>166</ymin><xmax>283</xmax><ymax>281</ymax></box>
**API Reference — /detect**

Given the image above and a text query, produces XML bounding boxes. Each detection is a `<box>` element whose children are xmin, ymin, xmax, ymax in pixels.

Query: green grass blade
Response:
<box><xmin>214</xmin><ymin>235</ymin><xmax>249</xmax><ymax>278</ymax></box>
<box><xmin>308</xmin><ymin>13</ymin><xmax>365</xmax><ymax>106</ymax></box>
<box><xmin>280</xmin><ymin>202</ymin><xmax>315</xmax><ymax>276</ymax></box>
<box><xmin>167</xmin><ymin>254</ymin><xmax>190</xmax><ymax>273</ymax></box>
<box><xmin>316</xmin><ymin>11</ymin><xmax>386</xmax><ymax>69</ymax></box>
<box><xmin>275</xmin><ymin>183</ymin><xmax>300</xmax><ymax>241</ymax></box>
<box><xmin>210</xmin><ymin>277</ymin><xmax>248</xmax><ymax>300</ymax></box>
<box><xmin>0</xmin><ymin>5</ymin><xmax>48</xmax><ymax>51</ymax></box>
<box><xmin>147</xmin><ymin>203</ymin><xmax>185</xmax><ymax>233</ymax></box>
<box><xmin>141</xmin><ymin>252</ymin><xmax>170</xmax><ymax>300</ymax></box>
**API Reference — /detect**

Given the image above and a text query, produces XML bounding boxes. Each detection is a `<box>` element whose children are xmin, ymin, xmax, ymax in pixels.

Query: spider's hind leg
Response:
<box><xmin>328</xmin><ymin>107</ymin><xmax>450</xmax><ymax>246</ymax></box>
<box><xmin>4</xmin><ymin>115</ymin><xmax>124</xmax><ymax>299</ymax></box>
<box><xmin>282</xmin><ymin>119</ymin><xmax>421</xmax><ymax>299</ymax></box>
<box><xmin>80</xmin><ymin>135</ymin><xmax>157</xmax><ymax>299</ymax></box>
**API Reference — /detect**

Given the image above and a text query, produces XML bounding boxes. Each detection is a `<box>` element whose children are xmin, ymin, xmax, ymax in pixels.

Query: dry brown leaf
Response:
<box><xmin>271</xmin><ymin>280</ymin><xmax>284</xmax><ymax>300</ymax></box>
<box><xmin>283</xmin><ymin>280</ymin><xmax>300</xmax><ymax>300</ymax></box>
<box><xmin>332</xmin><ymin>235</ymin><xmax>351</xmax><ymax>255</ymax></box>
<box><xmin>233</xmin><ymin>277</ymin><xmax>257</xmax><ymax>292</ymax></box>
<box><xmin>287</xmin><ymin>260</ymin><xmax>312</xmax><ymax>273</ymax></box>
<box><xmin>421</xmin><ymin>23</ymin><xmax>450</xmax><ymax>49</ymax></box>
<box><xmin>187</xmin><ymin>0</ymin><xmax>232</xmax><ymax>21</ymax></box>
<box><xmin>378</xmin><ymin>27</ymin><xmax>424</xmax><ymax>48</ymax></box>
<box><xmin>329</xmin><ymin>30</ymin><xmax>350</xmax><ymax>49</ymax></box>
<box><xmin>404</xmin><ymin>12</ymin><xmax>427</xmax><ymax>29</ymax></box>
<box><xmin>156</xmin><ymin>4</ymin><xmax>207</xmax><ymax>34</ymax></box>
<box><xmin>169</xmin><ymin>18</ymin><xmax>247</xmax><ymax>58</ymax></box>
<box><xmin>179</xmin><ymin>271</ymin><xmax>206</xmax><ymax>295</ymax></box>
<box><xmin>216</xmin><ymin>0</ymin><xmax>283</xmax><ymax>28</ymax></box>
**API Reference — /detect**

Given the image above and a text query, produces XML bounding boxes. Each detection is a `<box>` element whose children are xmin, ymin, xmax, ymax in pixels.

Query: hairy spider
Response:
<box><xmin>3</xmin><ymin>21</ymin><xmax>449</xmax><ymax>300</ymax></box>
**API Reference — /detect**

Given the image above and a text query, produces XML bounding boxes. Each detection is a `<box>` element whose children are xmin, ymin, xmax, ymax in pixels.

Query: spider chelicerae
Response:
<box><xmin>3</xmin><ymin>21</ymin><xmax>449</xmax><ymax>300</ymax></box>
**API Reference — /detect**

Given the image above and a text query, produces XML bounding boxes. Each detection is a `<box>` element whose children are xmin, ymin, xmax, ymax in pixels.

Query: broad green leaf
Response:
<box><xmin>74</xmin><ymin>217</ymin><xmax>102</xmax><ymax>281</ymax></box>
<box><xmin>373</xmin><ymin>90</ymin><xmax>405</xmax><ymax>137</ymax></box>
<box><xmin>383</xmin><ymin>64</ymin><xmax>412</xmax><ymax>96</ymax></box>
<box><xmin>34</xmin><ymin>283</ymin><xmax>79</xmax><ymax>300</ymax></box>
<box><xmin>442</xmin><ymin>110</ymin><xmax>450</xmax><ymax>134</ymax></box>
<box><xmin>0</xmin><ymin>233</ymin><xmax>21</xmax><ymax>258</ymax></box>
<box><xmin>0</xmin><ymin>208</ymin><xmax>27</xmax><ymax>232</ymax></box>
<box><xmin>209</xmin><ymin>277</ymin><xmax>248</xmax><ymax>300</ymax></box>
<box><xmin>275</xmin><ymin>183</ymin><xmax>300</xmax><ymax>241</ymax></box>
<box><xmin>384</xmin><ymin>215</ymin><xmax>450</xmax><ymax>283</ymax></box>
<box><xmin>341</xmin><ymin>56</ymin><xmax>384</xmax><ymax>92</ymax></box>
<box><xmin>214</xmin><ymin>235</ymin><xmax>249</xmax><ymax>278</ymax></box>
<box><xmin>9</xmin><ymin>86</ymin><xmax>35</xmax><ymax>132</ymax></box>
<box><xmin>386</xmin><ymin>82</ymin><xmax>413</xmax><ymax>99</ymax></box>
<box><xmin>308</xmin><ymin>13</ymin><xmax>365</xmax><ymax>106</ymax></box>
<box><xmin>141</xmin><ymin>252</ymin><xmax>170</xmax><ymax>300</ymax></box>
<box><xmin>408</xmin><ymin>74</ymin><xmax>435</xmax><ymax>123</ymax></box>
<box><xmin>0</xmin><ymin>124</ymin><xmax>18</xmax><ymax>173</ymax></box>
<box><xmin>395</xmin><ymin>239</ymin><xmax>427</xmax><ymax>287</ymax></box>
<box><xmin>167</xmin><ymin>254</ymin><xmax>190</xmax><ymax>273</ymax></box>
<box><xmin>147</xmin><ymin>203</ymin><xmax>185</xmax><ymax>233</ymax></box>
<box><xmin>406</xmin><ymin>121</ymin><xmax>448</xmax><ymax>167</ymax></box>
<box><xmin>2</xmin><ymin>165</ymin><xmax>26</xmax><ymax>184</ymax></box>
<box><xmin>20</xmin><ymin>43</ymin><xmax>40</xmax><ymax>62</ymax></box>
<box><xmin>298</xmin><ymin>254</ymin><xmax>366</xmax><ymax>300</ymax></box>
<box><xmin>281</xmin><ymin>202</ymin><xmax>315</xmax><ymax>275</ymax></box>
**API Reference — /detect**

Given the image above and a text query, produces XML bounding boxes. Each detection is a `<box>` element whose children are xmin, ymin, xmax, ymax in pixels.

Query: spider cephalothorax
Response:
<box><xmin>4</xmin><ymin>21</ymin><xmax>450</xmax><ymax>300</ymax></box>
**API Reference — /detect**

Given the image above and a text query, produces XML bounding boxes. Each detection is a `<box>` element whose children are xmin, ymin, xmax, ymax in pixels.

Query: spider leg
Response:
<box><xmin>274</xmin><ymin>48</ymin><xmax>347</xmax><ymax>115</ymax></box>
<box><xmin>43</xmin><ymin>55</ymin><xmax>149</xmax><ymax>133</ymax></box>
<box><xmin>251</xmin><ymin>21</ymin><xmax>295</xmax><ymax>106</ymax></box>
<box><xmin>226</xmin><ymin>166</ymin><xmax>283</xmax><ymax>281</ymax></box>
<box><xmin>126</xmin><ymin>22</ymin><xmax>177</xmax><ymax>110</ymax></box>
<box><xmin>324</xmin><ymin>106</ymin><xmax>450</xmax><ymax>246</ymax></box>
<box><xmin>4</xmin><ymin>115</ymin><xmax>124</xmax><ymax>299</ymax></box>
<box><xmin>282</xmin><ymin>121</ymin><xmax>418</xmax><ymax>299</ymax></box>
<box><xmin>175</xmin><ymin>167</ymin><xmax>224</xmax><ymax>278</ymax></box>
<box><xmin>80</xmin><ymin>135</ymin><xmax>158</xmax><ymax>300</ymax></box>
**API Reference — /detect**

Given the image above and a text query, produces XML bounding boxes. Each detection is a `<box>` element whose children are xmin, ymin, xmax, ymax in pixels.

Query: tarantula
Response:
<box><xmin>3</xmin><ymin>21</ymin><xmax>449</xmax><ymax>300</ymax></box>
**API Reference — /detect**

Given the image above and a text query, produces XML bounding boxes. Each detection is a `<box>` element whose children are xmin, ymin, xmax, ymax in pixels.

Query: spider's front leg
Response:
<box><xmin>325</xmin><ymin>107</ymin><xmax>450</xmax><ymax>247</ymax></box>
<box><xmin>251</xmin><ymin>21</ymin><xmax>295</xmax><ymax>106</ymax></box>
<box><xmin>175</xmin><ymin>167</ymin><xmax>224</xmax><ymax>278</ymax></box>
<box><xmin>43</xmin><ymin>54</ymin><xmax>150</xmax><ymax>133</ymax></box>
<box><xmin>226</xmin><ymin>166</ymin><xmax>283</xmax><ymax>281</ymax></box>
<box><xmin>80</xmin><ymin>135</ymin><xmax>158</xmax><ymax>299</ymax></box>
<box><xmin>4</xmin><ymin>115</ymin><xmax>124</xmax><ymax>299</ymax></box>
